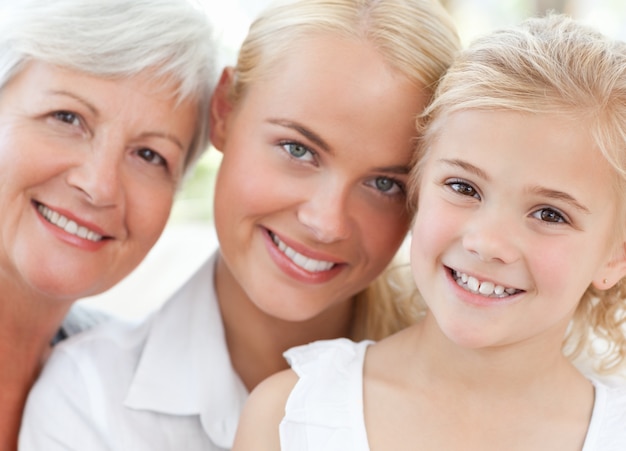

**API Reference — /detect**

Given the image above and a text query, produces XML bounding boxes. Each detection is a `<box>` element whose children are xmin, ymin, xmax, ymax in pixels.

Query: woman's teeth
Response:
<box><xmin>452</xmin><ymin>269</ymin><xmax>519</xmax><ymax>298</ymax></box>
<box><xmin>37</xmin><ymin>204</ymin><xmax>103</xmax><ymax>242</ymax></box>
<box><xmin>270</xmin><ymin>232</ymin><xmax>334</xmax><ymax>272</ymax></box>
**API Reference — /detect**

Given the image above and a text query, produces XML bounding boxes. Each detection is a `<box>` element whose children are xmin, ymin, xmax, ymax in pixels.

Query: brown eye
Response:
<box><xmin>137</xmin><ymin>148</ymin><xmax>166</xmax><ymax>167</ymax></box>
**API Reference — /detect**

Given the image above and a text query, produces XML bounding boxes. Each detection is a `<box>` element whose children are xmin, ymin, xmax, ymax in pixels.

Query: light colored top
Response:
<box><xmin>52</xmin><ymin>304</ymin><xmax>113</xmax><ymax>345</ymax></box>
<box><xmin>20</xmin><ymin>251</ymin><xmax>247</xmax><ymax>451</ymax></box>
<box><xmin>281</xmin><ymin>338</ymin><xmax>626</xmax><ymax>451</ymax></box>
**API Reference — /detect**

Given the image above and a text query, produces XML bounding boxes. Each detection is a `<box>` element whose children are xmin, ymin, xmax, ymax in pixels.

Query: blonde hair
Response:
<box><xmin>411</xmin><ymin>13</ymin><xmax>626</xmax><ymax>372</ymax></box>
<box><xmin>228</xmin><ymin>0</ymin><xmax>459</xmax><ymax>340</ymax></box>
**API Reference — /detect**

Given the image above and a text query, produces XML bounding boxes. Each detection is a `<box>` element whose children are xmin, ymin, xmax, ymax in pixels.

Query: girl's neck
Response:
<box><xmin>0</xmin><ymin>282</ymin><xmax>73</xmax><ymax>451</ymax></box>
<box><xmin>215</xmin><ymin>256</ymin><xmax>355</xmax><ymax>391</ymax></box>
<box><xmin>407</xmin><ymin>313</ymin><xmax>582</xmax><ymax>391</ymax></box>
<box><xmin>365</xmin><ymin>314</ymin><xmax>594</xmax><ymax>451</ymax></box>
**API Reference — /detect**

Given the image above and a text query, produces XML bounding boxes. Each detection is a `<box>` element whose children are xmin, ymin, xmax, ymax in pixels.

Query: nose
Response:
<box><xmin>66</xmin><ymin>138</ymin><xmax>124</xmax><ymax>208</ymax></box>
<box><xmin>297</xmin><ymin>183</ymin><xmax>352</xmax><ymax>243</ymax></box>
<box><xmin>462</xmin><ymin>209</ymin><xmax>521</xmax><ymax>264</ymax></box>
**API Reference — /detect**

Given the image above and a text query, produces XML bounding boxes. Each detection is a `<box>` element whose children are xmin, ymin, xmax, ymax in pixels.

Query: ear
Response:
<box><xmin>209</xmin><ymin>67</ymin><xmax>236</xmax><ymax>152</ymax></box>
<box><xmin>591</xmin><ymin>242</ymin><xmax>626</xmax><ymax>290</ymax></box>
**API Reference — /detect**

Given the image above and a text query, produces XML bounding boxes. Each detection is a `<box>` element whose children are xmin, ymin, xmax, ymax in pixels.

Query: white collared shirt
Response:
<box><xmin>20</xmin><ymin>251</ymin><xmax>247</xmax><ymax>451</ymax></box>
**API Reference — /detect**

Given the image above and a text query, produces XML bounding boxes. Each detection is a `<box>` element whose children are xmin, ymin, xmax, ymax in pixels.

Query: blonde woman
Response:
<box><xmin>21</xmin><ymin>0</ymin><xmax>460</xmax><ymax>449</ymax></box>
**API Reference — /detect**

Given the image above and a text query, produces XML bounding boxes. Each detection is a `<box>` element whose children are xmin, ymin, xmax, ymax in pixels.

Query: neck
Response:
<box><xmin>0</xmin><ymin>280</ymin><xmax>73</xmax><ymax>450</ymax></box>
<box><xmin>407</xmin><ymin>313</ymin><xmax>584</xmax><ymax>394</ymax></box>
<box><xmin>215</xmin><ymin>255</ymin><xmax>355</xmax><ymax>391</ymax></box>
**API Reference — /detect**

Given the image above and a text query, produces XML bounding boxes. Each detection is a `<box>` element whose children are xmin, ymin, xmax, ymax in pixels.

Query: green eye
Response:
<box><xmin>375</xmin><ymin>177</ymin><xmax>395</xmax><ymax>192</ymax></box>
<box><xmin>287</xmin><ymin>143</ymin><xmax>308</xmax><ymax>158</ymax></box>
<box><xmin>281</xmin><ymin>142</ymin><xmax>315</xmax><ymax>162</ymax></box>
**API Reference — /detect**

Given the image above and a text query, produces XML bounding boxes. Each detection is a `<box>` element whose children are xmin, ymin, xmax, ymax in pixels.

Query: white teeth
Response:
<box><xmin>271</xmin><ymin>232</ymin><xmax>335</xmax><ymax>272</ymax></box>
<box><xmin>453</xmin><ymin>270</ymin><xmax>518</xmax><ymax>298</ymax></box>
<box><xmin>65</xmin><ymin>220</ymin><xmax>78</xmax><ymax>235</ymax></box>
<box><xmin>467</xmin><ymin>276</ymin><xmax>480</xmax><ymax>292</ymax></box>
<box><xmin>37</xmin><ymin>204</ymin><xmax>103</xmax><ymax>242</ymax></box>
<box><xmin>478</xmin><ymin>281</ymin><xmax>495</xmax><ymax>295</ymax></box>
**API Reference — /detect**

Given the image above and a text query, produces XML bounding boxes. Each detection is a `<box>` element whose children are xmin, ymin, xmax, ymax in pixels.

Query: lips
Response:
<box><xmin>36</xmin><ymin>202</ymin><xmax>104</xmax><ymax>242</ymax></box>
<box><xmin>451</xmin><ymin>268</ymin><xmax>522</xmax><ymax>298</ymax></box>
<box><xmin>269</xmin><ymin>231</ymin><xmax>335</xmax><ymax>273</ymax></box>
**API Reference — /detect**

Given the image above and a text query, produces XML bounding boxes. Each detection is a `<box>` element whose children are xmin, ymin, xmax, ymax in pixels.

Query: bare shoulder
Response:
<box><xmin>232</xmin><ymin>369</ymin><xmax>299</xmax><ymax>451</ymax></box>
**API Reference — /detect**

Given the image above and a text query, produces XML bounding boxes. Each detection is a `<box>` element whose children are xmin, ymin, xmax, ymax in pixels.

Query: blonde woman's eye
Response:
<box><xmin>367</xmin><ymin>176</ymin><xmax>404</xmax><ymax>196</ymax></box>
<box><xmin>375</xmin><ymin>177</ymin><xmax>402</xmax><ymax>194</ymax></box>
<box><xmin>282</xmin><ymin>142</ymin><xmax>314</xmax><ymax>162</ymax></box>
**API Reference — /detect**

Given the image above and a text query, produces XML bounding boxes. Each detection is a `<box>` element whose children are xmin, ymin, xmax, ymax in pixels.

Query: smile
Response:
<box><xmin>451</xmin><ymin>269</ymin><xmax>522</xmax><ymax>298</ymax></box>
<box><xmin>270</xmin><ymin>232</ymin><xmax>335</xmax><ymax>272</ymax></box>
<box><xmin>37</xmin><ymin>203</ymin><xmax>104</xmax><ymax>242</ymax></box>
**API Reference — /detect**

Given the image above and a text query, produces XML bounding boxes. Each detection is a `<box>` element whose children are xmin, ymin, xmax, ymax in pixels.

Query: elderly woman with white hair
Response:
<box><xmin>0</xmin><ymin>0</ymin><xmax>215</xmax><ymax>447</ymax></box>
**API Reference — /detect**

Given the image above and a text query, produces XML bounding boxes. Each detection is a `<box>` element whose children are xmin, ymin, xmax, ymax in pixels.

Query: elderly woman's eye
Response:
<box><xmin>138</xmin><ymin>148</ymin><xmax>167</xmax><ymax>167</ymax></box>
<box><xmin>53</xmin><ymin>111</ymin><xmax>81</xmax><ymax>127</ymax></box>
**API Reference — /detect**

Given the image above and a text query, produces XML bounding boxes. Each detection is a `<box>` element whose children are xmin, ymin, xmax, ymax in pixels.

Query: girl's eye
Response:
<box><xmin>137</xmin><ymin>148</ymin><xmax>166</xmax><ymax>167</ymax></box>
<box><xmin>370</xmin><ymin>176</ymin><xmax>404</xmax><ymax>196</ymax></box>
<box><xmin>53</xmin><ymin>111</ymin><xmax>81</xmax><ymax>127</ymax></box>
<box><xmin>282</xmin><ymin>142</ymin><xmax>315</xmax><ymax>162</ymax></box>
<box><xmin>447</xmin><ymin>179</ymin><xmax>480</xmax><ymax>199</ymax></box>
<box><xmin>533</xmin><ymin>207</ymin><xmax>567</xmax><ymax>224</ymax></box>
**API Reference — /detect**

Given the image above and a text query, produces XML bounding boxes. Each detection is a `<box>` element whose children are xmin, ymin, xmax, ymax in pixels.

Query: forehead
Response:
<box><xmin>428</xmin><ymin>109</ymin><xmax>617</xmax><ymax>194</ymax></box>
<box><xmin>238</xmin><ymin>34</ymin><xmax>428</xmax><ymax>162</ymax></box>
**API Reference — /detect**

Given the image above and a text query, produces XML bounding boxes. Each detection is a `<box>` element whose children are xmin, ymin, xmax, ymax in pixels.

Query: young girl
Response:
<box><xmin>20</xmin><ymin>0</ymin><xmax>460</xmax><ymax>449</ymax></box>
<box><xmin>233</xmin><ymin>13</ymin><xmax>626</xmax><ymax>450</ymax></box>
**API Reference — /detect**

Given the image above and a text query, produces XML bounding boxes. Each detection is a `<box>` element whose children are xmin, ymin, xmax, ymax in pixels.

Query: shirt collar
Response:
<box><xmin>124</xmin><ymin>251</ymin><xmax>247</xmax><ymax>448</ymax></box>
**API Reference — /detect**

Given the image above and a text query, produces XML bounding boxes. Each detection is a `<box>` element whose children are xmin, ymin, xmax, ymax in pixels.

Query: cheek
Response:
<box><xmin>529</xmin><ymin>239</ymin><xmax>602</xmax><ymax>300</ymax></box>
<box><xmin>358</xmin><ymin>205</ymin><xmax>410</xmax><ymax>264</ymax></box>
<box><xmin>127</xmin><ymin>186</ymin><xmax>174</xmax><ymax>244</ymax></box>
<box><xmin>411</xmin><ymin>194</ymin><xmax>457</xmax><ymax>261</ymax></box>
<box><xmin>213</xmin><ymin>153</ymin><xmax>282</xmax><ymax>220</ymax></box>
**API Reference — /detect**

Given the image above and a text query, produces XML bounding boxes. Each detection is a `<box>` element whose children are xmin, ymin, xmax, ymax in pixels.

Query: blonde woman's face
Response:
<box><xmin>211</xmin><ymin>35</ymin><xmax>430</xmax><ymax>321</ymax></box>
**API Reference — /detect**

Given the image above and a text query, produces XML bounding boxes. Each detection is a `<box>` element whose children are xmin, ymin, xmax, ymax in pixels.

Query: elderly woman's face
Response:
<box><xmin>0</xmin><ymin>61</ymin><xmax>197</xmax><ymax>299</ymax></box>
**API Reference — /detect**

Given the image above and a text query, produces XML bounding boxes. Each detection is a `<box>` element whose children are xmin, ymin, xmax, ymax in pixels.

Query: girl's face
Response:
<box><xmin>0</xmin><ymin>61</ymin><xmax>197</xmax><ymax>301</ymax></box>
<box><xmin>211</xmin><ymin>35</ymin><xmax>429</xmax><ymax>321</ymax></box>
<box><xmin>411</xmin><ymin>109</ymin><xmax>626</xmax><ymax>349</ymax></box>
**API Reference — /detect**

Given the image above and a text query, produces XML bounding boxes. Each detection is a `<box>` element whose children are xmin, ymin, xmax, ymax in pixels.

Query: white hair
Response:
<box><xmin>0</xmin><ymin>0</ymin><xmax>217</xmax><ymax>170</ymax></box>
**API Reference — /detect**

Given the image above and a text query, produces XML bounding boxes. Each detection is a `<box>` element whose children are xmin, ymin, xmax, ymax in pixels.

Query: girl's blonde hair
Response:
<box><xmin>229</xmin><ymin>0</ymin><xmax>461</xmax><ymax>340</ymax></box>
<box><xmin>411</xmin><ymin>13</ymin><xmax>626</xmax><ymax>372</ymax></box>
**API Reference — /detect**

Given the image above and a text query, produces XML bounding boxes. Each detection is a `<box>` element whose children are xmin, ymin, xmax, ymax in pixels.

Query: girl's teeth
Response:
<box><xmin>271</xmin><ymin>232</ymin><xmax>335</xmax><ymax>273</ymax></box>
<box><xmin>37</xmin><ymin>204</ymin><xmax>103</xmax><ymax>242</ymax></box>
<box><xmin>453</xmin><ymin>270</ymin><xmax>516</xmax><ymax>298</ymax></box>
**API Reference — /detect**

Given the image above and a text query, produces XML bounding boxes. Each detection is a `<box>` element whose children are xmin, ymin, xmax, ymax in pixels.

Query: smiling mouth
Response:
<box><xmin>451</xmin><ymin>269</ymin><xmax>522</xmax><ymax>298</ymax></box>
<box><xmin>36</xmin><ymin>202</ymin><xmax>104</xmax><ymax>242</ymax></box>
<box><xmin>269</xmin><ymin>231</ymin><xmax>336</xmax><ymax>272</ymax></box>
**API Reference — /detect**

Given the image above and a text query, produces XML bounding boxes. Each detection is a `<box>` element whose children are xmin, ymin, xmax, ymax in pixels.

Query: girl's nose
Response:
<box><xmin>462</xmin><ymin>211</ymin><xmax>521</xmax><ymax>265</ymax></box>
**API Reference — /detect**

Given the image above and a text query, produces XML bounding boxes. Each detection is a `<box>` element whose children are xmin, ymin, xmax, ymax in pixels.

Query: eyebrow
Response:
<box><xmin>528</xmin><ymin>187</ymin><xmax>591</xmax><ymax>214</ymax></box>
<box><xmin>48</xmin><ymin>90</ymin><xmax>185</xmax><ymax>151</ymax></box>
<box><xmin>439</xmin><ymin>158</ymin><xmax>490</xmax><ymax>180</ymax></box>
<box><xmin>439</xmin><ymin>158</ymin><xmax>590</xmax><ymax>214</ymax></box>
<box><xmin>268</xmin><ymin>118</ymin><xmax>332</xmax><ymax>154</ymax></box>
<box><xmin>48</xmin><ymin>90</ymin><xmax>98</xmax><ymax>116</ymax></box>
